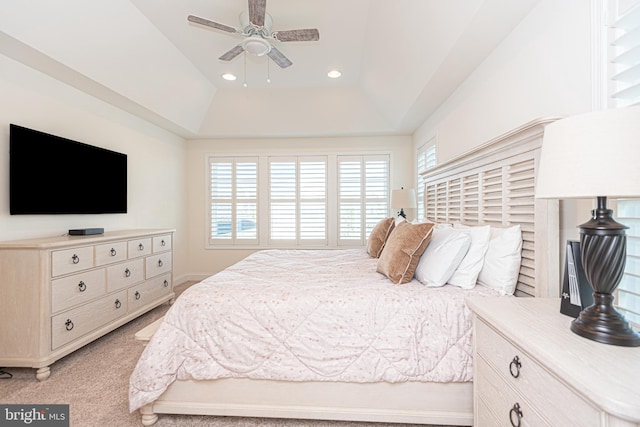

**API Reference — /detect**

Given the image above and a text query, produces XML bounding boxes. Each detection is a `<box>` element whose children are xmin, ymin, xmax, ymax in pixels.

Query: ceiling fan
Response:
<box><xmin>187</xmin><ymin>0</ymin><xmax>320</xmax><ymax>69</ymax></box>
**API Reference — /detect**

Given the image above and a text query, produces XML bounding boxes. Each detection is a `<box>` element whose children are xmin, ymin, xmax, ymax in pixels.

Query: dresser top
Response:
<box><xmin>467</xmin><ymin>296</ymin><xmax>640</xmax><ymax>422</ymax></box>
<box><xmin>0</xmin><ymin>228</ymin><xmax>175</xmax><ymax>249</ymax></box>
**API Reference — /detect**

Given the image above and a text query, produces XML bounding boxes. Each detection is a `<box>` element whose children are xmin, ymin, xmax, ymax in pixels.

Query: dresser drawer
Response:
<box><xmin>95</xmin><ymin>241</ymin><xmax>127</xmax><ymax>266</ymax></box>
<box><xmin>51</xmin><ymin>246</ymin><xmax>94</xmax><ymax>277</ymax></box>
<box><xmin>476</xmin><ymin>357</ymin><xmax>549</xmax><ymax>427</ymax></box>
<box><xmin>51</xmin><ymin>269</ymin><xmax>106</xmax><ymax>313</ymax></box>
<box><xmin>145</xmin><ymin>253</ymin><xmax>172</xmax><ymax>279</ymax></box>
<box><xmin>106</xmin><ymin>259</ymin><xmax>144</xmax><ymax>292</ymax></box>
<box><xmin>152</xmin><ymin>234</ymin><xmax>172</xmax><ymax>253</ymax></box>
<box><xmin>128</xmin><ymin>238</ymin><xmax>152</xmax><ymax>258</ymax></box>
<box><xmin>51</xmin><ymin>290</ymin><xmax>127</xmax><ymax>349</ymax></box>
<box><xmin>128</xmin><ymin>274</ymin><xmax>172</xmax><ymax>312</ymax></box>
<box><xmin>475</xmin><ymin>320</ymin><xmax>600</xmax><ymax>427</ymax></box>
<box><xmin>476</xmin><ymin>394</ymin><xmax>505</xmax><ymax>427</ymax></box>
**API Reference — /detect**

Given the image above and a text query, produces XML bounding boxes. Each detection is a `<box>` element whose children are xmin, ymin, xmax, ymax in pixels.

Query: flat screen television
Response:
<box><xmin>10</xmin><ymin>124</ymin><xmax>127</xmax><ymax>215</ymax></box>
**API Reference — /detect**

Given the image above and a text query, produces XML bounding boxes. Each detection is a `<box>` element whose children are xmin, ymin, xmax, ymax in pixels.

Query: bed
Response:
<box><xmin>129</xmin><ymin>118</ymin><xmax>560</xmax><ymax>426</ymax></box>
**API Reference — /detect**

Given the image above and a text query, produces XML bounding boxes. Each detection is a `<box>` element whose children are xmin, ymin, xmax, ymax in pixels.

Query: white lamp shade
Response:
<box><xmin>391</xmin><ymin>188</ymin><xmax>417</xmax><ymax>209</ymax></box>
<box><xmin>536</xmin><ymin>107</ymin><xmax>640</xmax><ymax>199</ymax></box>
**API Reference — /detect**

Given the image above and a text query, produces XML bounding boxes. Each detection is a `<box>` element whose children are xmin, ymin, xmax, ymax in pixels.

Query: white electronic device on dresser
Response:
<box><xmin>467</xmin><ymin>297</ymin><xmax>640</xmax><ymax>427</ymax></box>
<box><xmin>0</xmin><ymin>229</ymin><xmax>175</xmax><ymax>381</ymax></box>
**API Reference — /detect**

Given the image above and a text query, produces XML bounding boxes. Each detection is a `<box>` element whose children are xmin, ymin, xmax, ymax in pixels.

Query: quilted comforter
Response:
<box><xmin>129</xmin><ymin>249</ymin><xmax>500</xmax><ymax>411</ymax></box>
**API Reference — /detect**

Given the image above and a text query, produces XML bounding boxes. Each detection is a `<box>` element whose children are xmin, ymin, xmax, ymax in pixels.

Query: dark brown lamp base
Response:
<box><xmin>575</xmin><ymin>196</ymin><xmax>640</xmax><ymax>347</ymax></box>
<box><xmin>571</xmin><ymin>293</ymin><xmax>640</xmax><ymax>346</ymax></box>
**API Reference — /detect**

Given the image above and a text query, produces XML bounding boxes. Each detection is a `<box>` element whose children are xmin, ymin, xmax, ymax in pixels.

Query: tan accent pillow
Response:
<box><xmin>377</xmin><ymin>221</ymin><xmax>435</xmax><ymax>284</ymax></box>
<box><xmin>366</xmin><ymin>217</ymin><xmax>396</xmax><ymax>258</ymax></box>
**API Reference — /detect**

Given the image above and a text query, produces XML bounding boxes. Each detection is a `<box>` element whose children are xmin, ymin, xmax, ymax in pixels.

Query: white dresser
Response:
<box><xmin>467</xmin><ymin>297</ymin><xmax>640</xmax><ymax>427</ymax></box>
<box><xmin>0</xmin><ymin>229</ymin><xmax>175</xmax><ymax>380</ymax></box>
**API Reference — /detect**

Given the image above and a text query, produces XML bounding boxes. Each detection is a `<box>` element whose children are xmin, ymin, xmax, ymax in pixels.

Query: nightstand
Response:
<box><xmin>466</xmin><ymin>297</ymin><xmax>640</xmax><ymax>427</ymax></box>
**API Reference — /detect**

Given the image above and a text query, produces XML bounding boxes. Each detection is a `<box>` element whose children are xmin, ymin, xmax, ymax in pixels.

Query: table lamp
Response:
<box><xmin>536</xmin><ymin>107</ymin><xmax>640</xmax><ymax>346</ymax></box>
<box><xmin>391</xmin><ymin>187</ymin><xmax>416</xmax><ymax>219</ymax></box>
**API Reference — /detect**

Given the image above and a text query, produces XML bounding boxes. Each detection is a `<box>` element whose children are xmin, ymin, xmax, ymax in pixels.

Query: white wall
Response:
<box><xmin>185</xmin><ymin>135</ymin><xmax>413</xmax><ymax>277</ymax></box>
<box><xmin>0</xmin><ymin>53</ymin><xmax>189</xmax><ymax>280</ymax></box>
<box><xmin>412</xmin><ymin>0</ymin><xmax>594</xmax><ymax>284</ymax></box>
<box><xmin>414</xmin><ymin>0</ymin><xmax>592</xmax><ymax>159</ymax></box>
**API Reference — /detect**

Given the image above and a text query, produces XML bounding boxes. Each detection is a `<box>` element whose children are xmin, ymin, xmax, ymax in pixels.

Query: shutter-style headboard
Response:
<box><xmin>420</xmin><ymin>119</ymin><xmax>560</xmax><ymax>297</ymax></box>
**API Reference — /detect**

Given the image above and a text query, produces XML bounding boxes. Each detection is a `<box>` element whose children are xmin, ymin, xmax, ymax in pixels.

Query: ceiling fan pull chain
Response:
<box><xmin>267</xmin><ymin>58</ymin><xmax>271</xmax><ymax>84</ymax></box>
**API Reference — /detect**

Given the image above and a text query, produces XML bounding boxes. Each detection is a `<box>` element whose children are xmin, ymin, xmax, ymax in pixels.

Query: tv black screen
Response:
<box><xmin>9</xmin><ymin>124</ymin><xmax>127</xmax><ymax>215</ymax></box>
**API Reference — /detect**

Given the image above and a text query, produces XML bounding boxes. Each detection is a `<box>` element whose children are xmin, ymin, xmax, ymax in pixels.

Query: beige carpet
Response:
<box><xmin>0</xmin><ymin>282</ymin><xmax>443</xmax><ymax>427</ymax></box>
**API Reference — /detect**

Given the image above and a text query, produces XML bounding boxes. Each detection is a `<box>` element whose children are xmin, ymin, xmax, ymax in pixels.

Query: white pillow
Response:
<box><xmin>477</xmin><ymin>225</ymin><xmax>523</xmax><ymax>295</ymax></box>
<box><xmin>415</xmin><ymin>227</ymin><xmax>471</xmax><ymax>287</ymax></box>
<box><xmin>447</xmin><ymin>225</ymin><xmax>491</xmax><ymax>289</ymax></box>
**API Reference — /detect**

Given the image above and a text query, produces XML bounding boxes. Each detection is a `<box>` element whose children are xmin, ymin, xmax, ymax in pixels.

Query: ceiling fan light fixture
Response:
<box><xmin>242</xmin><ymin>36</ymin><xmax>271</xmax><ymax>57</ymax></box>
<box><xmin>221</xmin><ymin>73</ymin><xmax>237</xmax><ymax>81</ymax></box>
<box><xmin>327</xmin><ymin>69</ymin><xmax>342</xmax><ymax>79</ymax></box>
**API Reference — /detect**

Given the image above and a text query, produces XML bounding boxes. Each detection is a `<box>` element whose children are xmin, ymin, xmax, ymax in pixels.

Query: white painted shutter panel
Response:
<box><xmin>209</xmin><ymin>157</ymin><xmax>258</xmax><ymax>245</ymax></box>
<box><xmin>610</xmin><ymin>1</ymin><xmax>640</xmax><ymax>106</ymax></box>
<box><xmin>269</xmin><ymin>156</ymin><xmax>327</xmax><ymax>245</ymax></box>
<box><xmin>269</xmin><ymin>159</ymin><xmax>297</xmax><ymax>242</ymax></box>
<box><xmin>338</xmin><ymin>155</ymin><xmax>390</xmax><ymax>245</ymax></box>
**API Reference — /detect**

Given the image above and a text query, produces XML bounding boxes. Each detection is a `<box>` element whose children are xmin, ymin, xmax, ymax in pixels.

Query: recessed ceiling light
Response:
<box><xmin>327</xmin><ymin>69</ymin><xmax>342</xmax><ymax>79</ymax></box>
<box><xmin>222</xmin><ymin>73</ymin><xmax>237</xmax><ymax>81</ymax></box>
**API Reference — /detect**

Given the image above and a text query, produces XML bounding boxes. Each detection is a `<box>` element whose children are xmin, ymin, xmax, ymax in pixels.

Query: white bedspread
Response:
<box><xmin>129</xmin><ymin>249</ymin><xmax>500</xmax><ymax>412</ymax></box>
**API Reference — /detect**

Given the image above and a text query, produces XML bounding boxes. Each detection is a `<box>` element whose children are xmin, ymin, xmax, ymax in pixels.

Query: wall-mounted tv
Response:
<box><xmin>9</xmin><ymin>124</ymin><xmax>127</xmax><ymax>215</ymax></box>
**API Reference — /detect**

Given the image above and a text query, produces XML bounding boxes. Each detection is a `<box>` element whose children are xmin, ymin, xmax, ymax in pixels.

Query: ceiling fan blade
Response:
<box><xmin>267</xmin><ymin>46</ymin><xmax>292</xmax><ymax>68</ymax></box>
<box><xmin>273</xmin><ymin>29</ymin><xmax>320</xmax><ymax>42</ymax></box>
<box><xmin>188</xmin><ymin>15</ymin><xmax>239</xmax><ymax>34</ymax></box>
<box><xmin>248</xmin><ymin>0</ymin><xmax>266</xmax><ymax>27</ymax></box>
<box><xmin>219</xmin><ymin>45</ymin><xmax>245</xmax><ymax>61</ymax></box>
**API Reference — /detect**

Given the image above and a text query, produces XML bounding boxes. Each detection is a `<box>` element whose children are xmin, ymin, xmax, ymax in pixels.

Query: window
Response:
<box><xmin>617</xmin><ymin>200</ymin><xmax>640</xmax><ymax>327</ymax></box>
<box><xmin>601</xmin><ymin>0</ymin><xmax>640</xmax><ymax>327</ymax></box>
<box><xmin>338</xmin><ymin>155</ymin><xmax>390</xmax><ymax>245</ymax></box>
<box><xmin>416</xmin><ymin>141</ymin><xmax>437</xmax><ymax>220</ymax></box>
<box><xmin>268</xmin><ymin>157</ymin><xmax>327</xmax><ymax>245</ymax></box>
<box><xmin>208</xmin><ymin>153</ymin><xmax>390</xmax><ymax>248</ymax></box>
<box><xmin>607</xmin><ymin>0</ymin><xmax>640</xmax><ymax>108</ymax></box>
<box><xmin>208</xmin><ymin>157</ymin><xmax>258</xmax><ymax>245</ymax></box>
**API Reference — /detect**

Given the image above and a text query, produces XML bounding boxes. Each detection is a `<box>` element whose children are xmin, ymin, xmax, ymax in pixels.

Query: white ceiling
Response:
<box><xmin>0</xmin><ymin>0</ymin><xmax>541</xmax><ymax>139</ymax></box>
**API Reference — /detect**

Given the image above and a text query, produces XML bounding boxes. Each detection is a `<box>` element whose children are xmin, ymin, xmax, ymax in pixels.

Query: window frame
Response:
<box><xmin>206</xmin><ymin>151</ymin><xmax>392</xmax><ymax>250</ymax></box>
<box><xmin>596</xmin><ymin>0</ymin><xmax>640</xmax><ymax>328</ymax></box>
<box><xmin>416</xmin><ymin>138</ymin><xmax>437</xmax><ymax>221</ymax></box>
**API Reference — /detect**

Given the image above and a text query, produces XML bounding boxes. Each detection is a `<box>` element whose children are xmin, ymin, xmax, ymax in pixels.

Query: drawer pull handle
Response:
<box><xmin>138</xmin><ymin>243</ymin><xmax>144</xmax><ymax>251</ymax></box>
<box><xmin>135</xmin><ymin>291</ymin><xmax>141</xmax><ymax>300</ymax></box>
<box><xmin>78</xmin><ymin>281</ymin><xmax>87</xmax><ymax>292</ymax></box>
<box><xmin>163</xmin><ymin>280</ymin><xmax>169</xmax><ymax>288</ymax></box>
<box><xmin>125</xmin><ymin>268</ymin><xmax>131</xmax><ymax>278</ymax></box>
<box><xmin>158</xmin><ymin>259</ymin><xmax>163</xmax><ymax>268</ymax></box>
<box><xmin>65</xmin><ymin>319</ymin><xmax>74</xmax><ymax>331</ymax></box>
<box><xmin>509</xmin><ymin>402</ymin><xmax>523</xmax><ymax>427</ymax></box>
<box><xmin>115</xmin><ymin>299</ymin><xmax>122</xmax><ymax>309</ymax></box>
<box><xmin>161</xmin><ymin>239</ymin><xmax>166</xmax><ymax>247</ymax></box>
<box><xmin>509</xmin><ymin>355</ymin><xmax>521</xmax><ymax>378</ymax></box>
<box><xmin>110</xmin><ymin>248</ymin><xmax>117</xmax><ymax>256</ymax></box>
<box><xmin>72</xmin><ymin>254</ymin><xmax>80</xmax><ymax>264</ymax></box>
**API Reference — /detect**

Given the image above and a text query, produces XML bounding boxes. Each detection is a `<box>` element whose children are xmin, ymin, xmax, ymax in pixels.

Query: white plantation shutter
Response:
<box><xmin>299</xmin><ymin>160</ymin><xmax>327</xmax><ymax>241</ymax></box>
<box><xmin>270</xmin><ymin>159</ymin><xmax>296</xmax><ymax>241</ymax></box>
<box><xmin>269</xmin><ymin>156</ymin><xmax>327</xmax><ymax>245</ymax></box>
<box><xmin>416</xmin><ymin>142</ymin><xmax>436</xmax><ymax>220</ymax></box>
<box><xmin>209</xmin><ymin>157</ymin><xmax>258</xmax><ymax>245</ymax></box>
<box><xmin>617</xmin><ymin>200</ymin><xmax>640</xmax><ymax>326</ymax></box>
<box><xmin>207</xmin><ymin>153</ymin><xmax>388</xmax><ymax>249</ymax></box>
<box><xmin>338</xmin><ymin>159</ymin><xmax>362</xmax><ymax>241</ymax></box>
<box><xmin>338</xmin><ymin>155</ymin><xmax>390</xmax><ymax>245</ymax></box>
<box><xmin>609</xmin><ymin>1</ymin><xmax>640</xmax><ymax>106</ymax></box>
<box><xmin>603</xmin><ymin>0</ymin><xmax>640</xmax><ymax>327</ymax></box>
